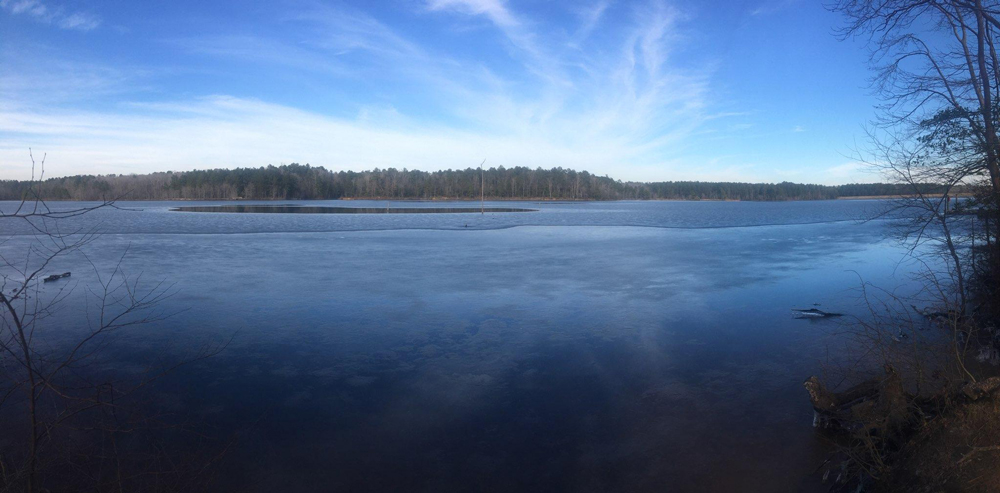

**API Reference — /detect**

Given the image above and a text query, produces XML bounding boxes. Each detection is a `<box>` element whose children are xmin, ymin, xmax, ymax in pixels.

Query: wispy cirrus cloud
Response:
<box><xmin>0</xmin><ymin>0</ymin><xmax>101</xmax><ymax>31</ymax></box>
<box><xmin>0</xmin><ymin>96</ymin><xmax>660</xmax><ymax>177</ymax></box>
<box><xmin>416</xmin><ymin>0</ymin><xmax>709</xmax><ymax>136</ymax></box>
<box><xmin>749</xmin><ymin>0</ymin><xmax>799</xmax><ymax>17</ymax></box>
<box><xmin>1</xmin><ymin>0</ymin><xmax>733</xmax><ymax>182</ymax></box>
<box><xmin>426</xmin><ymin>0</ymin><xmax>572</xmax><ymax>87</ymax></box>
<box><xmin>173</xmin><ymin>35</ymin><xmax>358</xmax><ymax>78</ymax></box>
<box><xmin>426</xmin><ymin>0</ymin><xmax>519</xmax><ymax>28</ymax></box>
<box><xmin>57</xmin><ymin>11</ymin><xmax>99</xmax><ymax>30</ymax></box>
<box><xmin>822</xmin><ymin>161</ymin><xmax>870</xmax><ymax>181</ymax></box>
<box><xmin>570</xmin><ymin>1</ymin><xmax>611</xmax><ymax>46</ymax></box>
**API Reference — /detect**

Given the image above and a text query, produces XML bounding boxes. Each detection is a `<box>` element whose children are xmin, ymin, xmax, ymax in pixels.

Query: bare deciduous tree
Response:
<box><xmin>834</xmin><ymin>0</ymin><xmax>1000</xmax><ymax>189</ymax></box>
<box><xmin>0</xmin><ymin>152</ymin><xmax>230</xmax><ymax>493</ymax></box>
<box><xmin>833</xmin><ymin>0</ymin><xmax>1000</xmax><ymax>339</ymax></box>
<box><xmin>801</xmin><ymin>4</ymin><xmax>1000</xmax><ymax>488</ymax></box>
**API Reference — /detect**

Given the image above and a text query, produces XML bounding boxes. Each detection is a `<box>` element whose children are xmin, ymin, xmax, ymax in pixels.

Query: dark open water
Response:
<box><xmin>0</xmin><ymin>200</ymin><xmax>919</xmax><ymax>492</ymax></box>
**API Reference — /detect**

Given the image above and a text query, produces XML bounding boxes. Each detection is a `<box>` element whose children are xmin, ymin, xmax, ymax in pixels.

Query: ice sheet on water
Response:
<box><xmin>0</xmin><ymin>199</ymin><xmax>887</xmax><ymax>235</ymax></box>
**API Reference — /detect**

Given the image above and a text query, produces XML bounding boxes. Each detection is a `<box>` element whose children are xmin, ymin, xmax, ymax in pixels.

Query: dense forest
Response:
<box><xmin>0</xmin><ymin>164</ymin><xmax>936</xmax><ymax>201</ymax></box>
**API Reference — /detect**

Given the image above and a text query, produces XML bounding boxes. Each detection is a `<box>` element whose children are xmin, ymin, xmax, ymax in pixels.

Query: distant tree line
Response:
<box><xmin>0</xmin><ymin>164</ymin><xmax>945</xmax><ymax>201</ymax></box>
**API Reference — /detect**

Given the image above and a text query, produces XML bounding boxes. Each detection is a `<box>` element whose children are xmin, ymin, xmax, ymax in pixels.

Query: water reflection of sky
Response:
<box><xmin>0</xmin><ymin>200</ymin><xmax>921</xmax><ymax>492</ymax></box>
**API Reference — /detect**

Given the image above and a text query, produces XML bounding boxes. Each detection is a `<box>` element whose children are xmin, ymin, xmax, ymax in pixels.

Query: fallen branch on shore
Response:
<box><xmin>804</xmin><ymin>368</ymin><xmax>1000</xmax><ymax>433</ymax></box>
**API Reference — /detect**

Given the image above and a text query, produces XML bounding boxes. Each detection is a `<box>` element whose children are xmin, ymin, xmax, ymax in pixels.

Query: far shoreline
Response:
<box><xmin>1</xmin><ymin>195</ymin><xmax>925</xmax><ymax>203</ymax></box>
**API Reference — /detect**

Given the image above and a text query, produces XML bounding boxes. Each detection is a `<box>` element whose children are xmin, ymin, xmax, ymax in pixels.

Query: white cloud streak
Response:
<box><xmin>571</xmin><ymin>1</ymin><xmax>611</xmax><ymax>45</ymax></box>
<box><xmin>0</xmin><ymin>96</ymin><xmax>655</xmax><ymax>178</ymax></box>
<box><xmin>426</xmin><ymin>0</ymin><xmax>519</xmax><ymax>28</ymax></box>
<box><xmin>57</xmin><ymin>11</ymin><xmax>100</xmax><ymax>30</ymax></box>
<box><xmin>749</xmin><ymin>0</ymin><xmax>800</xmax><ymax>17</ymax></box>
<box><xmin>821</xmin><ymin>161</ymin><xmax>871</xmax><ymax>183</ymax></box>
<box><xmin>0</xmin><ymin>0</ymin><xmax>101</xmax><ymax>31</ymax></box>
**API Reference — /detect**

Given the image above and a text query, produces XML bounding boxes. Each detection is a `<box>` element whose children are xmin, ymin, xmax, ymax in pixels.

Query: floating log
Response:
<box><xmin>42</xmin><ymin>272</ymin><xmax>71</xmax><ymax>283</ymax></box>
<box><xmin>793</xmin><ymin>308</ymin><xmax>843</xmax><ymax>318</ymax></box>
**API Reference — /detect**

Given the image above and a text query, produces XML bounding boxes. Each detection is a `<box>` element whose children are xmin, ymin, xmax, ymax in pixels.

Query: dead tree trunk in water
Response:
<box><xmin>479</xmin><ymin>158</ymin><xmax>486</xmax><ymax>215</ymax></box>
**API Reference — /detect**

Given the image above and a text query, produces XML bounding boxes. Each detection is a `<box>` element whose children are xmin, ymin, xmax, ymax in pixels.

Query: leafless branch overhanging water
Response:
<box><xmin>0</xmin><ymin>153</ymin><xmax>234</xmax><ymax>493</ymax></box>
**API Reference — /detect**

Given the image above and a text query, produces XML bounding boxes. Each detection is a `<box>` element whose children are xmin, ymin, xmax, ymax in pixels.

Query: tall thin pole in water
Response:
<box><xmin>479</xmin><ymin>158</ymin><xmax>486</xmax><ymax>215</ymax></box>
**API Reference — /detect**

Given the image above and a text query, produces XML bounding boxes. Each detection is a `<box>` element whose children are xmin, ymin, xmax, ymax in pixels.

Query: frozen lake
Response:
<box><xmin>0</xmin><ymin>199</ymin><xmax>918</xmax><ymax>492</ymax></box>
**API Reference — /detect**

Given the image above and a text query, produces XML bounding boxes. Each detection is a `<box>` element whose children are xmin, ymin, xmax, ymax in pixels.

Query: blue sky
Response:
<box><xmin>0</xmin><ymin>0</ymin><xmax>878</xmax><ymax>184</ymax></box>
